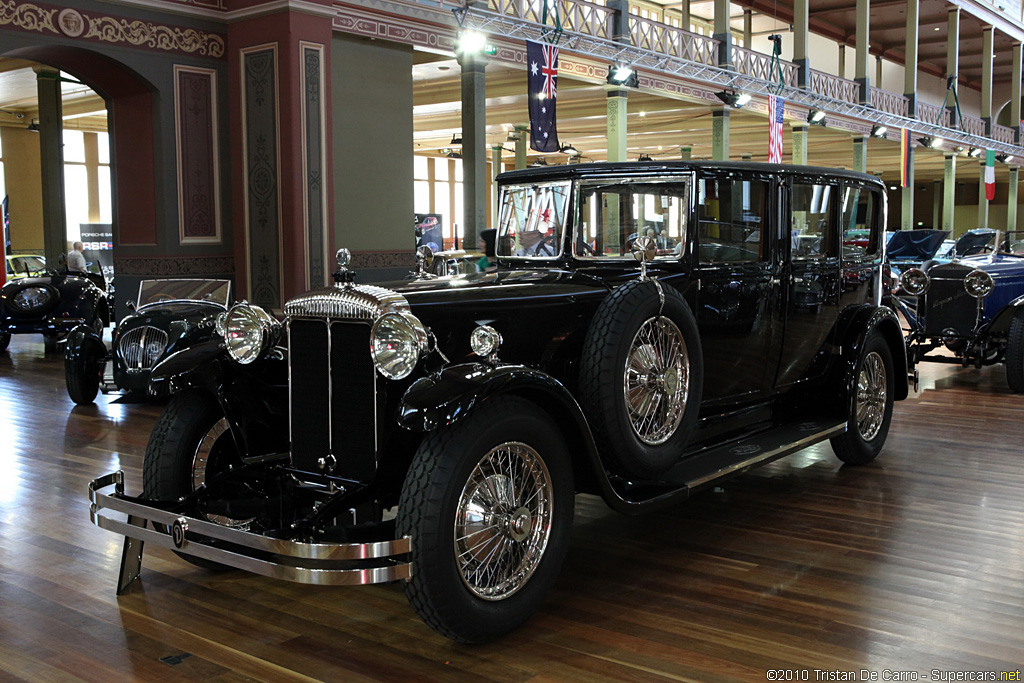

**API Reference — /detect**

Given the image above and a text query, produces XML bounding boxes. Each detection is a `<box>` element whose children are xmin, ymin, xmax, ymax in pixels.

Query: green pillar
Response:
<box><xmin>794</xmin><ymin>0</ymin><xmax>809</xmax><ymax>87</ymax></box>
<box><xmin>792</xmin><ymin>124</ymin><xmax>808</xmax><ymax>165</ymax></box>
<box><xmin>607</xmin><ymin>89</ymin><xmax>628</xmax><ymax>162</ymax></box>
<box><xmin>514</xmin><ymin>124</ymin><xmax>528</xmax><ymax>169</ymax></box>
<box><xmin>853</xmin><ymin>136</ymin><xmax>868</xmax><ymax>173</ymax></box>
<box><xmin>35</xmin><ymin>68</ymin><xmax>66</xmax><ymax>268</ymax></box>
<box><xmin>743</xmin><ymin>9</ymin><xmax>752</xmax><ymax>48</ymax></box>
<box><xmin>1013</xmin><ymin>43</ymin><xmax>1023</xmax><ymax>144</ymax></box>
<box><xmin>982</xmin><ymin>26</ymin><xmax>994</xmax><ymax>134</ymax></box>
<box><xmin>904</xmin><ymin>0</ymin><xmax>919</xmax><ymax>117</ymax></box>
<box><xmin>459</xmin><ymin>51</ymin><xmax>487</xmax><ymax>249</ymax></box>
<box><xmin>712</xmin><ymin>108</ymin><xmax>730</xmax><ymax>161</ymax></box>
<box><xmin>1009</xmin><ymin>167</ymin><xmax>1019</xmax><ymax>230</ymax></box>
<box><xmin>978</xmin><ymin>162</ymin><xmax>989</xmax><ymax>230</ymax></box>
<box><xmin>491</xmin><ymin>145</ymin><xmax>504</xmax><ymax>229</ymax></box>
<box><xmin>714</xmin><ymin>0</ymin><xmax>732</xmax><ymax>69</ymax></box>
<box><xmin>943</xmin><ymin>153</ymin><xmax>957</xmax><ymax>234</ymax></box>
<box><xmin>681</xmin><ymin>0</ymin><xmax>690</xmax><ymax>29</ymax></box>
<box><xmin>946</xmin><ymin>8</ymin><xmax>960</xmax><ymax>124</ymax></box>
<box><xmin>932</xmin><ymin>180</ymin><xmax>942</xmax><ymax>230</ymax></box>
<box><xmin>855</xmin><ymin>0</ymin><xmax>870</xmax><ymax>103</ymax></box>
<box><xmin>901</xmin><ymin>146</ymin><xmax>915</xmax><ymax>230</ymax></box>
<box><xmin>680</xmin><ymin>146</ymin><xmax>692</xmax><ymax>160</ymax></box>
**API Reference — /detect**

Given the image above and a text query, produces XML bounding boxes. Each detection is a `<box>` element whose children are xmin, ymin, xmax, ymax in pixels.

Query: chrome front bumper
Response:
<box><xmin>89</xmin><ymin>471</ymin><xmax>413</xmax><ymax>594</ymax></box>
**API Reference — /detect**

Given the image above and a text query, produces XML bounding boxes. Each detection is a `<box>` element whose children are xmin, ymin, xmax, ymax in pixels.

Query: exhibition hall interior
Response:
<box><xmin>0</xmin><ymin>0</ymin><xmax>1022</xmax><ymax>680</ymax></box>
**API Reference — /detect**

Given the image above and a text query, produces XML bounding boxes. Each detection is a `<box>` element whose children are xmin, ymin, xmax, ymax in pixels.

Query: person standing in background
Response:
<box><xmin>67</xmin><ymin>241</ymin><xmax>87</xmax><ymax>273</ymax></box>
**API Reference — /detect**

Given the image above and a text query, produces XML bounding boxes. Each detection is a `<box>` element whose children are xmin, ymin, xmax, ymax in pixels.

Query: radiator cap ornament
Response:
<box><xmin>333</xmin><ymin>248</ymin><xmax>355</xmax><ymax>286</ymax></box>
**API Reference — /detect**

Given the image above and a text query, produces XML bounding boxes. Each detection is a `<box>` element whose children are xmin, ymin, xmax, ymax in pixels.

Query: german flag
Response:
<box><xmin>900</xmin><ymin>129</ymin><xmax>912</xmax><ymax>188</ymax></box>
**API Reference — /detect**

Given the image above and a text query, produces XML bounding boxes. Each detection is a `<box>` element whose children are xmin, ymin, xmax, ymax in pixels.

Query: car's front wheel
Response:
<box><xmin>1005</xmin><ymin>308</ymin><xmax>1024</xmax><ymax>393</ymax></box>
<box><xmin>397</xmin><ymin>396</ymin><xmax>573</xmax><ymax>643</ymax></box>
<box><xmin>65</xmin><ymin>343</ymin><xmax>104</xmax><ymax>405</ymax></box>
<box><xmin>830</xmin><ymin>333</ymin><xmax>895</xmax><ymax>465</ymax></box>
<box><xmin>143</xmin><ymin>391</ymin><xmax>248</xmax><ymax>570</ymax></box>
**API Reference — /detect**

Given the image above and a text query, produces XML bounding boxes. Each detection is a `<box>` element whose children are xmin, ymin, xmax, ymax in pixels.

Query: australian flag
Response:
<box><xmin>527</xmin><ymin>40</ymin><xmax>559</xmax><ymax>153</ymax></box>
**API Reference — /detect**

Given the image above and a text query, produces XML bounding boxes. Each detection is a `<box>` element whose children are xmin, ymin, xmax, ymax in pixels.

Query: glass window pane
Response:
<box><xmin>98</xmin><ymin>166</ymin><xmax>112</xmax><ymax>224</ymax></box>
<box><xmin>454</xmin><ymin>182</ymin><xmax>463</xmax><ymax>247</ymax></box>
<box><xmin>842</xmin><ymin>185</ymin><xmax>880</xmax><ymax>259</ymax></box>
<box><xmin>454</xmin><ymin>158</ymin><xmax>463</xmax><ymax>182</ymax></box>
<box><xmin>496</xmin><ymin>181</ymin><xmax>571</xmax><ymax>258</ymax></box>
<box><xmin>97</xmin><ymin>132</ymin><xmax>110</xmax><ymax>165</ymax></box>
<box><xmin>63</xmin><ymin>130</ymin><xmax>86</xmax><ymax>163</ymax></box>
<box><xmin>792</xmin><ymin>183</ymin><xmax>835</xmax><ymax>257</ymax></box>
<box><xmin>575</xmin><ymin>181</ymin><xmax>687</xmax><ymax>259</ymax></box>
<box><xmin>433</xmin><ymin>156</ymin><xmax>449</xmax><ymax>181</ymax></box>
<box><xmin>414</xmin><ymin>155</ymin><xmax>428</xmax><ymax>180</ymax></box>
<box><xmin>64</xmin><ymin>164</ymin><xmax>89</xmax><ymax>242</ymax></box>
<box><xmin>414</xmin><ymin>180</ymin><xmax>430</xmax><ymax>214</ymax></box>
<box><xmin>697</xmin><ymin>177</ymin><xmax>766</xmax><ymax>263</ymax></box>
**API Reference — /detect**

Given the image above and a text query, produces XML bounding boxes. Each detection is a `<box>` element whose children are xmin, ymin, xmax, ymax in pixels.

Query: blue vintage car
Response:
<box><xmin>892</xmin><ymin>230</ymin><xmax>1024</xmax><ymax>391</ymax></box>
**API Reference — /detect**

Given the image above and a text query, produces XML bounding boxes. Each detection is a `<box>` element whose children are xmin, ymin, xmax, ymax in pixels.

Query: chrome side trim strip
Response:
<box><xmin>89</xmin><ymin>472</ymin><xmax>412</xmax><ymax>586</ymax></box>
<box><xmin>685</xmin><ymin>423</ymin><xmax>847</xmax><ymax>490</ymax></box>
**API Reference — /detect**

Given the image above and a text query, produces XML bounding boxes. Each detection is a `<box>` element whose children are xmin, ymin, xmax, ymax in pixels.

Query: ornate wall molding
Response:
<box><xmin>300</xmin><ymin>41</ymin><xmax>328</xmax><ymax>290</ymax></box>
<box><xmin>114</xmin><ymin>255</ymin><xmax>235</xmax><ymax>276</ymax></box>
<box><xmin>0</xmin><ymin>2</ymin><xmax>226</xmax><ymax>58</ymax></box>
<box><xmin>350</xmin><ymin>250</ymin><xmax>415</xmax><ymax>269</ymax></box>
<box><xmin>241</xmin><ymin>43</ymin><xmax>283</xmax><ymax>310</ymax></box>
<box><xmin>174</xmin><ymin>65</ymin><xmax>223</xmax><ymax>245</ymax></box>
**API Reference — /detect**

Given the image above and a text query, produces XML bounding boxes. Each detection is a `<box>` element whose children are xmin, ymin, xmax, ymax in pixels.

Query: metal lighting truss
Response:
<box><xmin>455</xmin><ymin>4</ymin><xmax>1024</xmax><ymax>159</ymax></box>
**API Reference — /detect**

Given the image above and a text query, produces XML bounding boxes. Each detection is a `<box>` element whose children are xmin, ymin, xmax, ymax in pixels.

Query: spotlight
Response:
<box><xmin>968</xmin><ymin>147</ymin><xmax>983</xmax><ymax>158</ymax></box>
<box><xmin>637</xmin><ymin>154</ymin><xmax>654</xmax><ymax>162</ymax></box>
<box><xmin>26</xmin><ymin>119</ymin><xmax>40</xmax><ymax>132</ymax></box>
<box><xmin>559</xmin><ymin>143</ymin><xmax>580</xmax><ymax>156</ymax></box>
<box><xmin>715</xmin><ymin>90</ymin><xmax>750</xmax><ymax>108</ymax></box>
<box><xmin>870</xmin><ymin>125</ymin><xmax>888</xmax><ymax>138</ymax></box>
<box><xmin>918</xmin><ymin>136</ymin><xmax>942</xmax><ymax>148</ymax></box>
<box><xmin>997</xmin><ymin>154</ymin><xmax>1014</xmax><ymax>163</ymax></box>
<box><xmin>450</xmin><ymin>133</ymin><xmax>462</xmax><ymax>145</ymax></box>
<box><xmin>807</xmin><ymin>109</ymin><xmax>827</xmax><ymax>125</ymax></box>
<box><xmin>445</xmin><ymin>149</ymin><xmax>462</xmax><ymax>159</ymax></box>
<box><xmin>607</xmin><ymin>64</ymin><xmax>639</xmax><ymax>87</ymax></box>
<box><xmin>530</xmin><ymin>157</ymin><xmax>548</xmax><ymax>167</ymax></box>
<box><xmin>458</xmin><ymin>31</ymin><xmax>495</xmax><ymax>55</ymax></box>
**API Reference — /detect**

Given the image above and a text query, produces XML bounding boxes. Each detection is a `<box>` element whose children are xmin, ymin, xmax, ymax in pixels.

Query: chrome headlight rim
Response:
<box><xmin>470</xmin><ymin>325</ymin><xmax>503</xmax><ymax>358</ymax></box>
<box><xmin>899</xmin><ymin>268</ymin><xmax>930</xmax><ymax>296</ymax></box>
<box><xmin>220</xmin><ymin>302</ymin><xmax>280</xmax><ymax>365</ymax></box>
<box><xmin>9</xmin><ymin>285</ymin><xmax>55</xmax><ymax>312</ymax></box>
<box><xmin>370</xmin><ymin>311</ymin><xmax>428</xmax><ymax>380</ymax></box>
<box><xmin>963</xmin><ymin>269</ymin><xmax>994</xmax><ymax>298</ymax></box>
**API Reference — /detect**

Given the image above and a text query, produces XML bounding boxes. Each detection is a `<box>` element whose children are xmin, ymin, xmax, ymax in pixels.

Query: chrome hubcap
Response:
<box><xmin>623</xmin><ymin>316</ymin><xmax>689</xmax><ymax>445</ymax></box>
<box><xmin>855</xmin><ymin>351</ymin><xmax>887</xmax><ymax>442</ymax></box>
<box><xmin>454</xmin><ymin>442</ymin><xmax>553</xmax><ymax>600</ymax></box>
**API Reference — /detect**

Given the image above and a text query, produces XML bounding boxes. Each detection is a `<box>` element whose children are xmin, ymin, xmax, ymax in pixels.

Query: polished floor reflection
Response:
<box><xmin>0</xmin><ymin>332</ymin><xmax>1021</xmax><ymax>681</ymax></box>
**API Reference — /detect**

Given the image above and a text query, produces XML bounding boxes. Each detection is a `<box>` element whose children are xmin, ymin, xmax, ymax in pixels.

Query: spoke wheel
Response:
<box><xmin>398</xmin><ymin>396</ymin><xmax>573</xmax><ymax>643</ymax></box>
<box><xmin>624</xmin><ymin>316</ymin><xmax>689</xmax><ymax>445</ymax></box>
<box><xmin>455</xmin><ymin>442</ymin><xmax>553</xmax><ymax>600</ymax></box>
<box><xmin>855</xmin><ymin>351</ymin><xmax>887</xmax><ymax>441</ymax></box>
<box><xmin>191</xmin><ymin>417</ymin><xmax>252</xmax><ymax>529</ymax></box>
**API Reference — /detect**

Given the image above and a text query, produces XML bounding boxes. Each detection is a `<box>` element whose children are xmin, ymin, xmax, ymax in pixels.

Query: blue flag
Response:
<box><xmin>527</xmin><ymin>40</ymin><xmax>559</xmax><ymax>153</ymax></box>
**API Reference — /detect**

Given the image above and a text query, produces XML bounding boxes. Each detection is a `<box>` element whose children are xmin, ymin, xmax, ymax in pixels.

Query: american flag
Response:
<box><xmin>768</xmin><ymin>95</ymin><xmax>784</xmax><ymax>163</ymax></box>
<box><xmin>527</xmin><ymin>40</ymin><xmax>559</xmax><ymax>153</ymax></box>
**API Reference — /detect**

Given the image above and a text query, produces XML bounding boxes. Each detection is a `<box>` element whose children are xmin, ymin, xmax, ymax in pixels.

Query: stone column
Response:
<box><xmin>1013</xmin><ymin>44</ymin><xmax>1023</xmax><ymax>145</ymax></box>
<box><xmin>794</xmin><ymin>0</ymin><xmax>810</xmax><ymax>87</ymax></box>
<box><xmin>35</xmin><ymin>68</ymin><xmax>67</xmax><ymax>269</ymax></box>
<box><xmin>680</xmin><ymin>146</ymin><xmax>692</xmax><ymax>160</ymax></box>
<box><xmin>743</xmin><ymin>9</ymin><xmax>753</xmax><ymax>49</ymax></box>
<box><xmin>792</xmin><ymin>124</ymin><xmax>808</xmax><ymax>165</ymax></box>
<box><xmin>607</xmin><ymin>89</ymin><xmax>629</xmax><ymax>162</ymax></box>
<box><xmin>943</xmin><ymin>153</ymin><xmax>957</xmax><ymax>234</ymax></box>
<box><xmin>978</xmin><ymin>162</ymin><xmax>990</xmax><ymax>230</ymax></box>
<box><xmin>902</xmin><ymin>147</ymin><xmax>916</xmax><ymax>230</ymax></box>
<box><xmin>712</xmin><ymin>108</ymin><xmax>730</xmax><ymax>161</ymax></box>
<box><xmin>904</xmin><ymin>0</ymin><xmax>919</xmax><ymax>117</ymax></box>
<box><xmin>459</xmin><ymin>50</ymin><xmax>487</xmax><ymax>250</ymax></box>
<box><xmin>855</xmin><ymin>0</ymin><xmax>871</xmax><ymax>104</ymax></box>
<box><xmin>946</xmin><ymin>8</ymin><xmax>960</xmax><ymax>125</ymax></box>
<box><xmin>714</xmin><ymin>0</ymin><xmax>733</xmax><ymax>69</ymax></box>
<box><xmin>853</xmin><ymin>137</ymin><xmax>868</xmax><ymax>174</ymax></box>
<box><xmin>514</xmin><ymin>124</ymin><xmax>528</xmax><ymax>169</ymax></box>
<box><xmin>1009</xmin><ymin>167</ymin><xmax>1019</xmax><ymax>230</ymax></box>
<box><xmin>982</xmin><ymin>26</ymin><xmax>994</xmax><ymax>135</ymax></box>
<box><xmin>932</xmin><ymin>179</ymin><xmax>942</xmax><ymax>230</ymax></box>
<box><xmin>491</xmin><ymin>145</ymin><xmax>504</xmax><ymax>230</ymax></box>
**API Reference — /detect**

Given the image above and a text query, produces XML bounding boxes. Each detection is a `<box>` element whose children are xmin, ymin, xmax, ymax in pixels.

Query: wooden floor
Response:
<box><xmin>1</xmin><ymin>332</ymin><xmax>1022</xmax><ymax>682</ymax></box>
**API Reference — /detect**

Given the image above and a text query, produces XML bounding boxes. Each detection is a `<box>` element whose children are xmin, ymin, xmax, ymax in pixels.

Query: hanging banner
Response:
<box><xmin>526</xmin><ymin>40</ymin><xmax>560</xmax><ymax>153</ymax></box>
<box><xmin>985</xmin><ymin>150</ymin><xmax>996</xmax><ymax>201</ymax></box>
<box><xmin>900</xmin><ymin>129</ymin><xmax>912</xmax><ymax>188</ymax></box>
<box><xmin>767</xmin><ymin>95</ymin><xmax>784</xmax><ymax>163</ymax></box>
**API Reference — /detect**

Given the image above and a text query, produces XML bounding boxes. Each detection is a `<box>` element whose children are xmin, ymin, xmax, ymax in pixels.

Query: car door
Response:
<box><xmin>774</xmin><ymin>175</ymin><xmax>842</xmax><ymax>388</ymax></box>
<box><xmin>694</xmin><ymin>170</ymin><xmax>781</xmax><ymax>404</ymax></box>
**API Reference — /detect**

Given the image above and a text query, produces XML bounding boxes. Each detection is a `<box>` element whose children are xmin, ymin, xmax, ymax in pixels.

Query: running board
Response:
<box><xmin>606</xmin><ymin>418</ymin><xmax>846</xmax><ymax>513</ymax></box>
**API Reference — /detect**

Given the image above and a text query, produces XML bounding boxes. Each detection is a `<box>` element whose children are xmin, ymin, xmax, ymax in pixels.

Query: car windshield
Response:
<box><xmin>7</xmin><ymin>255</ymin><xmax>46</xmax><ymax>276</ymax></box>
<box><xmin>1001</xmin><ymin>231</ymin><xmax>1024</xmax><ymax>255</ymax></box>
<box><xmin>137</xmin><ymin>279</ymin><xmax>231</xmax><ymax>307</ymax></box>
<box><xmin>496</xmin><ymin>181</ymin><xmax>570</xmax><ymax>259</ymax></box>
<box><xmin>575</xmin><ymin>179</ymin><xmax>688</xmax><ymax>259</ymax></box>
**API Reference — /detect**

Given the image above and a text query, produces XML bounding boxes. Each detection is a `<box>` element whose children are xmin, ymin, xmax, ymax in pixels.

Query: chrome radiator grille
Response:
<box><xmin>923</xmin><ymin>266</ymin><xmax>976</xmax><ymax>337</ymax></box>
<box><xmin>284</xmin><ymin>284</ymin><xmax>410</xmax><ymax>320</ymax></box>
<box><xmin>117</xmin><ymin>326</ymin><xmax>169</xmax><ymax>370</ymax></box>
<box><xmin>288</xmin><ymin>319</ymin><xmax>378</xmax><ymax>482</ymax></box>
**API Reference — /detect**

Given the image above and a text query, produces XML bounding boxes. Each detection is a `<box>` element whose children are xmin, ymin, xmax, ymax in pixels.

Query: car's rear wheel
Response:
<box><xmin>579</xmin><ymin>279</ymin><xmax>703</xmax><ymax>479</ymax></box>
<box><xmin>830</xmin><ymin>334</ymin><xmax>895</xmax><ymax>465</ymax></box>
<box><xmin>1005</xmin><ymin>308</ymin><xmax>1024</xmax><ymax>393</ymax></box>
<box><xmin>144</xmin><ymin>391</ymin><xmax>249</xmax><ymax>570</ymax></box>
<box><xmin>65</xmin><ymin>344</ymin><xmax>103</xmax><ymax>405</ymax></box>
<box><xmin>397</xmin><ymin>396</ymin><xmax>573</xmax><ymax>643</ymax></box>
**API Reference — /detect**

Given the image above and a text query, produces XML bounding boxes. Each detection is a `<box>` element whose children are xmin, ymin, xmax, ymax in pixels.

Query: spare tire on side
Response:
<box><xmin>579</xmin><ymin>279</ymin><xmax>703</xmax><ymax>479</ymax></box>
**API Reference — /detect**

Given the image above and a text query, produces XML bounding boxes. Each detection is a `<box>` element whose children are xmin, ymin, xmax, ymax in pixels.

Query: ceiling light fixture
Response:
<box><xmin>607</xmin><ymin>64</ymin><xmax>639</xmax><ymax>87</ymax></box>
<box><xmin>870</xmin><ymin>125</ymin><xmax>888</xmax><ymax>138</ymax></box>
<box><xmin>918</xmin><ymin>136</ymin><xmax>942</xmax><ymax>148</ymax></box>
<box><xmin>807</xmin><ymin>109</ymin><xmax>827</xmax><ymax>125</ymax></box>
<box><xmin>26</xmin><ymin>119</ymin><xmax>40</xmax><ymax>132</ymax></box>
<box><xmin>968</xmin><ymin>147</ymin><xmax>983</xmax><ymax>158</ymax></box>
<box><xmin>997</xmin><ymin>154</ymin><xmax>1014</xmax><ymax>163</ymax></box>
<box><xmin>638</xmin><ymin>153</ymin><xmax>654</xmax><ymax>162</ymax></box>
<box><xmin>559</xmin><ymin>143</ymin><xmax>580</xmax><ymax>156</ymax></box>
<box><xmin>450</xmin><ymin>133</ymin><xmax>462</xmax><ymax>145</ymax></box>
<box><xmin>715</xmin><ymin>90</ymin><xmax>750</xmax><ymax>108</ymax></box>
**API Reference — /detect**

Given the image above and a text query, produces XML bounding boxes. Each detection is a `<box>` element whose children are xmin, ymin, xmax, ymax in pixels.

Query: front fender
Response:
<box><xmin>986</xmin><ymin>292</ymin><xmax>1024</xmax><ymax>334</ymax></box>
<box><xmin>148</xmin><ymin>339</ymin><xmax>229</xmax><ymax>396</ymax></box>
<box><xmin>836</xmin><ymin>304</ymin><xmax>909</xmax><ymax>401</ymax></box>
<box><xmin>64</xmin><ymin>323</ymin><xmax>108</xmax><ymax>364</ymax></box>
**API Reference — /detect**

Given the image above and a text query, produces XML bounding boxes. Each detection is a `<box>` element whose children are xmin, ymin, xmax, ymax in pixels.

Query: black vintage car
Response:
<box><xmin>64</xmin><ymin>279</ymin><xmax>231</xmax><ymax>404</ymax></box>
<box><xmin>0</xmin><ymin>267</ymin><xmax>110</xmax><ymax>353</ymax></box>
<box><xmin>88</xmin><ymin>161</ymin><xmax>908</xmax><ymax>642</ymax></box>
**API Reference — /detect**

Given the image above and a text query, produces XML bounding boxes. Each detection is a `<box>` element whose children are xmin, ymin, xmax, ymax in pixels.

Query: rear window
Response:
<box><xmin>697</xmin><ymin>176</ymin><xmax>768</xmax><ymax>263</ymax></box>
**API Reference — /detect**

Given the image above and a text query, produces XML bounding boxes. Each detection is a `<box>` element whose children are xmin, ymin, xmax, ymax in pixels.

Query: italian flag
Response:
<box><xmin>985</xmin><ymin>150</ymin><xmax>996</xmax><ymax>201</ymax></box>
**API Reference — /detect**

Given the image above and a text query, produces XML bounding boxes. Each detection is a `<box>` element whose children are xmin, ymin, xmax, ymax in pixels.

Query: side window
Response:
<box><xmin>791</xmin><ymin>182</ymin><xmax>837</xmax><ymax>258</ymax></box>
<box><xmin>697</xmin><ymin>176</ymin><xmax>767</xmax><ymax>263</ymax></box>
<box><xmin>841</xmin><ymin>184</ymin><xmax>881</xmax><ymax>262</ymax></box>
<box><xmin>575</xmin><ymin>181</ymin><xmax>688</xmax><ymax>259</ymax></box>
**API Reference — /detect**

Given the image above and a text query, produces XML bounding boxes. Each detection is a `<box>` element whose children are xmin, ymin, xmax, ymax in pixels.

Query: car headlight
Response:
<box><xmin>899</xmin><ymin>268</ymin><xmax>929</xmax><ymax>295</ymax></box>
<box><xmin>964</xmin><ymin>270</ymin><xmax>994</xmax><ymax>298</ymax></box>
<box><xmin>370</xmin><ymin>312</ymin><xmax>427</xmax><ymax>379</ymax></box>
<box><xmin>218</xmin><ymin>303</ymin><xmax>280</xmax><ymax>364</ymax></box>
<box><xmin>10</xmin><ymin>286</ymin><xmax>53</xmax><ymax>311</ymax></box>
<box><xmin>470</xmin><ymin>325</ymin><xmax>502</xmax><ymax>358</ymax></box>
